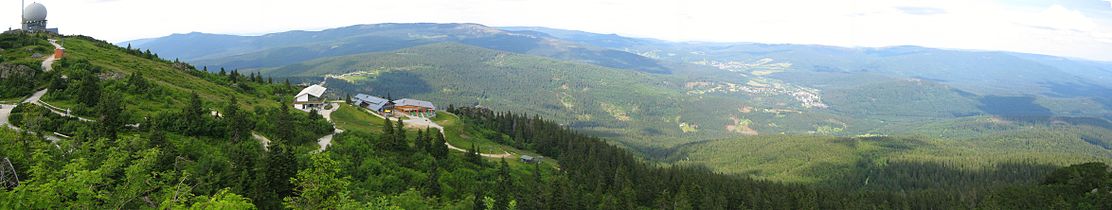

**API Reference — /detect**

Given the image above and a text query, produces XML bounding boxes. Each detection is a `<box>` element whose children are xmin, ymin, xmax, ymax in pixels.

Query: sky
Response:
<box><xmin>6</xmin><ymin>0</ymin><xmax>1112</xmax><ymax>61</ymax></box>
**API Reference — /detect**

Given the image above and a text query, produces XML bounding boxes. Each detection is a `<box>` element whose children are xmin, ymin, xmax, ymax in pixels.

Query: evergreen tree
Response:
<box><xmin>382</xmin><ymin>116</ymin><xmax>396</xmax><ymax>149</ymax></box>
<box><xmin>275</xmin><ymin>101</ymin><xmax>295</xmax><ymax>142</ymax></box>
<box><xmin>219</xmin><ymin>68</ymin><xmax>226</xmax><ymax>76</ymax></box>
<box><xmin>77</xmin><ymin>73</ymin><xmax>101</xmax><ymax>106</ymax></box>
<box><xmin>394</xmin><ymin>118</ymin><xmax>407</xmax><ymax>150</ymax></box>
<box><xmin>125</xmin><ymin>71</ymin><xmax>149</xmax><ymax>93</ymax></box>
<box><xmin>284</xmin><ymin>79</ymin><xmax>292</xmax><ymax>93</ymax></box>
<box><xmin>230</xmin><ymin>70</ymin><xmax>239</xmax><ymax>83</ymax></box>
<box><xmin>224</xmin><ymin>95</ymin><xmax>251</xmax><ymax>142</ymax></box>
<box><xmin>95</xmin><ymin>91</ymin><xmax>125</xmax><ymax>140</ymax></box>
<box><xmin>263</xmin><ymin>141</ymin><xmax>298</xmax><ymax>209</ymax></box>
<box><xmin>424</xmin><ymin>161</ymin><xmax>442</xmax><ymax>197</ymax></box>
<box><xmin>467</xmin><ymin>143</ymin><xmax>483</xmax><ymax>166</ymax></box>
<box><xmin>495</xmin><ymin>159</ymin><xmax>513</xmax><ymax>210</ymax></box>
<box><xmin>228</xmin><ymin>141</ymin><xmax>260</xmax><ymax>195</ymax></box>
<box><xmin>518</xmin><ymin>163</ymin><xmax>545</xmax><ymax>210</ymax></box>
<box><xmin>48</xmin><ymin>75</ymin><xmax>66</xmax><ymax>91</ymax></box>
<box><xmin>673</xmin><ymin>189</ymin><xmax>693</xmax><ymax>210</ymax></box>
<box><xmin>472</xmin><ymin>187</ymin><xmax>486</xmax><ymax>210</ymax></box>
<box><xmin>433</xmin><ymin>130</ymin><xmax>449</xmax><ymax>159</ymax></box>
<box><xmin>183</xmin><ymin>92</ymin><xmax>206</xmax><ymax>136</ymax></box>
<box><xmin>415</xmin><ymin>129</ymin><xmax>428</xmax><ymax>152</ymax></box>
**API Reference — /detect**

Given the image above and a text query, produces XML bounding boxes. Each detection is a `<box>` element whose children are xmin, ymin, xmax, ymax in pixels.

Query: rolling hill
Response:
<box><xmin>127</xmin><ymin>23</ymin><xmax>670</xmax><ymax>74</ymax></box>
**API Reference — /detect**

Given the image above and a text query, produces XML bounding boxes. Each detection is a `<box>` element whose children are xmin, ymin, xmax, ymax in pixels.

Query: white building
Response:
<box><xmin>294</xmin><ymin>84</ymin><xmax>327</xmax><ymax>110</ymax></box>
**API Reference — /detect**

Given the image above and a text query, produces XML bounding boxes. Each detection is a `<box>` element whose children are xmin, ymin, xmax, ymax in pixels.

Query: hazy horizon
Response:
<box><xmin>8</xmin><ymin>0</ymin><xmax>1112</xmax><ymax>61</ymax></box>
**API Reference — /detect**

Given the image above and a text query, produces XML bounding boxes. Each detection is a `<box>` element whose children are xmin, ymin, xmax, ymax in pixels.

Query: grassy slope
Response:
<box><xmin>333</xmin><ymin>103</ymin><xmax>388</xmax><ymax>134</ymax></box>
<box><xmin>44</xmin><ymin>37</ymin><xmax>280</xmax><ymax>118</ymax></box>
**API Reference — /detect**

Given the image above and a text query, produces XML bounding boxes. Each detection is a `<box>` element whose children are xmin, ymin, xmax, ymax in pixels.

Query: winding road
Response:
<box><xmin>315</xmin><ymin>103</ymin><xmax>342</xmax><ymax>152</ymax></box>
<box><xmin>0</xmin><ymin>39</ymin><xmax>65</xmax><ymax>142</ymax></box>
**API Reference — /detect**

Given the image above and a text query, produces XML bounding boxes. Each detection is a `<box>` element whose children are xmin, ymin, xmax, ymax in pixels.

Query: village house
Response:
<box><xmin>294</xmin><ymin>84</ymin><xmax>327</xmax><ymax>110</ymax></box>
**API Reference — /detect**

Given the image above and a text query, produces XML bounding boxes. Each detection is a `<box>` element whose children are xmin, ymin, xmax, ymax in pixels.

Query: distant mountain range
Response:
<box><xmin>125</xmin><ymin>23</ymin><xmax>1112</xmax><ymax>146</ymax></box>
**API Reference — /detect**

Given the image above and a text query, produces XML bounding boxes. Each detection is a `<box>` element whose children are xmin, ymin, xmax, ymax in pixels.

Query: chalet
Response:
<box><xmin>352</xmin><ymin>94</ymin><xmax>394</xmax><ymax>115</ymax></box>
<box><xmin>294</xmin><ymin>84</ymin><xmax>327</xmax><ymax>110</ymax></box>
<box><xmin>393</xmin><ymin>98</ymin><xmax>437</xmax><ymax>118</ymax></box>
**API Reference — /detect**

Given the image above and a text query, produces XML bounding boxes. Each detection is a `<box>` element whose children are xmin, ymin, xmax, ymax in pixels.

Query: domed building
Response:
<box><xmin>21</xmin><ymin>2</ymin><xmax>57</xmax><ymax>33</ymax></box>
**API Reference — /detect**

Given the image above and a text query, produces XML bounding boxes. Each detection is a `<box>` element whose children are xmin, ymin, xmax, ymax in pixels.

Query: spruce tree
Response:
<box><xmin>434</xmin><ymin>130</ymin><xmax>449</xmax><ymax>159</ymax></box>
<box><xmin>425</xmin><ymin>161</ymin><xmax>442</xmax><ymax>197</ymax></box>
<box><xmin>184</xmin><ymin>92</ymin><xmax>206</xmax><ymax>136</ymax></box>
<box><xmin>472</xmin><ymin>187</ymin><xmax>486</xmax><ymax>210</ymax></box>
<box><xmin>518</xmin><ymin>163</ymin><xmax>544</xmax><ymax>210</ymax></box>
<box><xmin>415</xmin><ymin>129</ymin><xmax>428</xmax><ymax>152</ymax></box>
<box><xmin>495</xmin><ymin>159</ymin><xmax>512</xmax><ymax>210</ymax></box>
<box><xmin>224</xmin><ymin>95</ymin><xmax>251</xmax><ymax>142</ymax></box>
<box><xmin>264</xmin><ymin>141</ymin><xmax>298</xmax><ymax>209</ymax></box>
<box><xmin>382</xmin><ymin>116</ymin><xmax>396</xmax><ymax>149</ymax></box>
<box><xmin>95</xmin><ymin>91</ymin><xmax>124</xmax><ymax>140</ymax></box>
<box><xmin>77</xmin><ymin>73</ymin><xmax>101</xmax><ymax>106</ymax></box>
<box><xmin>275</xmin><ymin>101</ymin><xmax>294</xmax><ymax>143</ymax></box>
<box><xmin>395</xmin><ymin>118</ymin><xmax>406</xmax><ymax>150</ymax></box>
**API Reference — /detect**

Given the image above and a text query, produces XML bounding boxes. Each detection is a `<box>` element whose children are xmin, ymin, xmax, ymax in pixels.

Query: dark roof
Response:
<box><xmin>393</xmin><ymin>98</ymin><xmax>436</xmax><ymax>110</ymax></box>
<box><xmin>353</xmin><ymin>94</ymin><xmax>391</xmax><ymax>111</ymax></box>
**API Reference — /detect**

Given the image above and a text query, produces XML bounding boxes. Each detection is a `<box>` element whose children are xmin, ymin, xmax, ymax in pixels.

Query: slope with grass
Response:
<box><xmin>43</xmin><ymin>36</ymin><xmax>284</xmax><ymax>118</ymax></box>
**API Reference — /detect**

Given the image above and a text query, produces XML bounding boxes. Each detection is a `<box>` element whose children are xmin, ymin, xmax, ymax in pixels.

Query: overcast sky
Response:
<box><xmin>7</xmin><ymin>0</ymin><xmax>1112</xmax><ymax>60</ymax></box>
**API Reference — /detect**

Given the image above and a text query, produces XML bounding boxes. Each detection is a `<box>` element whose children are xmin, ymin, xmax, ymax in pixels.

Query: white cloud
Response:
<box><xmin>6</xmin><ymin>0</ymin><xmax>1112</xmax><ymax>61</ymax></box>
<box><xmin>1026</xmin><ymin>5</ymin><xmax>1097</xmax><ymax>32</ymax></box>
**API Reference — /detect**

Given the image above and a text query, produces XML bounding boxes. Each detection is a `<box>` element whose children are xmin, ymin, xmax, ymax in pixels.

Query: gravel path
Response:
<box><xmin>0</xmin><ymin>104</ymin><xmax>18</xmax><ymax>130</ymax></box>
<box><xmin>42</xmin><ymin>39</ymin><xmax>60</xmax><ymax>72</ymax></box>
<box><xmin>315</xmin><ymin>103</ymin><xmax>342</xmax><ymax>152</ymax></box>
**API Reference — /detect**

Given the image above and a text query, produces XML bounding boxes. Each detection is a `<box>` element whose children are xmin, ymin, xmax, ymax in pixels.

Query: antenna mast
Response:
<box><xmin>21</xmin><ymin>0</ymin><xmax>25</xmax><ymax>29</ymax></box>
